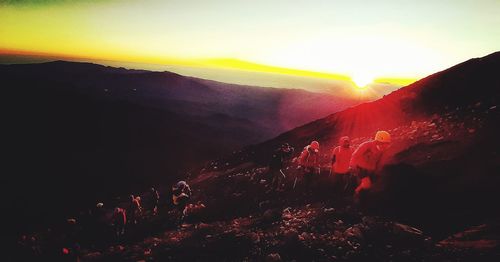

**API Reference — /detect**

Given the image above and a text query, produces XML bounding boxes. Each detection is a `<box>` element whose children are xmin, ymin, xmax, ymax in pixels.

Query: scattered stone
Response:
<box><xmin>299</xmin><ymin>232</ymin><xmax>309</xmax><ymax>241</ymax></box>
<box><xmin>249</xmin><ymin>232</ymin><xmax>260</xmax><ymax>243</ymax></box>
<box><xmin>266</xmin><ymin>253</ymin><xmax>282</xmax><ymax>262</ymax></box>
<box><xmin>111</xmin><ymin>245</ymin><xmax>125</xmax><ymax>252</ymax></box>
<box><xmin>344</xmin><ymin>226</ymin><xmax>363</xmax><ymax>240</ymax></box>
<box><xmin>282</xmin><ymin>212</ymin><xmax>293</xmax><ymax>220</ymax></box>
<box><xmin>437</xmin><ymin>224</ymin><xmax>498</xmax><ymax>250</ymax></box>
<box><xmin>324</xmin><ymin>207</ymin><xmax>335</xmax><ymax>214</ymax></box>
<box><xmin>197</xmin><ymin>223</ymin><xmax>211</xmax><ymax>230</ymax></box>
<box><xmin>83</xmin><ymin>252</ymin><xmax>102</xmax><ymax>259</ymax></box>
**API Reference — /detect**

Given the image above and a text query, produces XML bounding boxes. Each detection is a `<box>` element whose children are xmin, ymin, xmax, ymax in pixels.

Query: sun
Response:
<box><xmin>351</xmin><ymin>74</ymin><xmax>374</xmax><ymax>89</ymax></box>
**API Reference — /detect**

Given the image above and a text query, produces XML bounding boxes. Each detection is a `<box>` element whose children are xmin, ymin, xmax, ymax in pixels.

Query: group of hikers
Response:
<box><xmin>16</xmin><ymin>182</ymin><xmax>193</xmax><ymax>260</ymax></box>
<box><xmin>269</xmin><ymin>130</ymin><xmax>392</xmax><ymax>200</ymax></box>
<box><xmin>112</xmin><ymin>129</ymin><xmax>392</xmax><ymax>239</ymax></box>
<box><xmin>17</xmin><ymin>130</ymin><xmax>392</xmax><ymax>260</ymax></box>
<box><xmin>111</xmin><ymin>182</ymin><xmax>192</xmax><ymax>238</ymax></box>
<box><xmin>103</xmin><ymin>131</ymin><xmax>392</xmax><ymax>241</ymax></box>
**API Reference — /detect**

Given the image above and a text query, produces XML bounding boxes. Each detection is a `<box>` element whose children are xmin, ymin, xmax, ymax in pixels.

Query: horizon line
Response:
<box><xmin>0</xmin><ymin>47</ymin><xmax>418</xmax><ymax>87</ymax></box>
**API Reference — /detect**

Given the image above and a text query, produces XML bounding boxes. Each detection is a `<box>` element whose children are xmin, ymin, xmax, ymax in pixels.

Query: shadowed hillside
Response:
<box><xmin>1</xmin><ymin>61</ymin><xmax>359</xmax><ymax>237</ymax></box>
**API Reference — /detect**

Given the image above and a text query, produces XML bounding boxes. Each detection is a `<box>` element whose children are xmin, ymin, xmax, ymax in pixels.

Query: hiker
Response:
<box><xmin>331</xmin><ymin>136</ymin><xmax>354</xmax><ymax>194</ymax></box>
<box><xmin>150</xmin><ymin>187</ymin><xmax>160</xmax><ymax>215</ymax></box>
<box><xmin>89</xmin><ymin>202</ymin><xmax>108</xmax><ymax>248</ymax></box>
<box><xmin>298</xmin><ymin>140</ymin><xmax>321</xmax><ymax>186</ymax></box>
<box><xmin>128</xmin><ymin>194</ymin><xmax>142</xmax><ymax>225</ymax></box>
<box><xmin>281</xmin><ymin>143</ymin><xmax>295</xmax><ymax>159</ymax></box>
<box><xmin>269</xmin><ymin>143</ymin><xmax>294</xmax><ymax>192</ymax></box>
<box><xmin>111</xmin><ymin>207</ymin><xmax>127</xmax><ymax>238</ymax></box>
<box><xmin>350</xmin><ymin>131</ymin><xmax>391</xmax><ymax>198</ymax></box>
<box><xmin>172</xmin><ymin>181</ymin><xmax>192</xmax><ymax>224</ymax></box>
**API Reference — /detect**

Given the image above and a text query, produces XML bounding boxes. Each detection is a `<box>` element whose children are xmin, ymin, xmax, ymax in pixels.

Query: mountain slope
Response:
<box><xmin>249</xmin><ymin>51</ymin><xmax>500</xmax><ymax>156</ymax></box>
<box><xmin>230</xmin><ymin>51</ymin><xmax>500</xmax><ymax>233</ymax></box>
<box><xmin>9</xmin><ymin>52</ymin><xmax>500</xmax><ymax>262</ymax></box>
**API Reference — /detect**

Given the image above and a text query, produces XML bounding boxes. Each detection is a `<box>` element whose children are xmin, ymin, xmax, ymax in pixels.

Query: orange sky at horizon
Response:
<box><xmin>1</xmin><ymin>0</ymin><xmax>498</xmax><ymax>96</ymax></box>
<box><xmin>0</xmin><ymin>47</ymin><xmax>417</xmax><ymax>93</ymax></box>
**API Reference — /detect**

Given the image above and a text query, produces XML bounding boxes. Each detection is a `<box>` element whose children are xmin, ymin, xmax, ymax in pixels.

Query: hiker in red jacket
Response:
<box><xmin>269</xmin><ymin>143</ymin><xmax>294</xmax><ymax>192</ymax></box>
<box><xmin>350</xmin><ymin>131</ymin><xmax>391</xmax><ymax>197</ymax></box>
<box><xmin>331</xmin><ymin>136</ymin><xmax>354</xmax><ymax>194</ymax></box>
<box><xmin>298</xmin><ymin>140</ymin><xmax>321</xmax><ymax>186</ymax></box>
<box><xmin>112</xmin><ymin>207</ymin><xmax>127</xmax><ymax>238</ymax></box>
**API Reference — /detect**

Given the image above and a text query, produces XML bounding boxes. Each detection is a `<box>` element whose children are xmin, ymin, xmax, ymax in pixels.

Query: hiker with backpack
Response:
<box><xmin>171</xmin><ymin>181</ymin><xmax>192</xmax><ymax>225</ymax></box>
<box><xmin>350</xmin><ymin>131</ymin><xmax>392</xmax><ymax>199</ymax></box>
<box><xmin>331</xmin><ymin>136</ymin><xmax>354</xmax><ymax>195</ymax></box>
<box><xmin>268</xmin><ymin>143</ymin><xmax>294</xmax><ymax>192</ymax></box>
<box><xmin>149</xmin><ymin>187</ymin><xmax>160</xmax><ymax>216</ymax></box>
<box><xmin>297</xmin><ymin>140</ymin><xmax>321</xmax><ymax>187</ymax></box>
<box><xmin>128</xmin><ymin>195</ymin><xmax>142</xmax><ymax>225</ymax></box>
<box><xmin>111</xmin><ymin>207</ymin><xmax>127</xmax><ymax>239</ymax></box>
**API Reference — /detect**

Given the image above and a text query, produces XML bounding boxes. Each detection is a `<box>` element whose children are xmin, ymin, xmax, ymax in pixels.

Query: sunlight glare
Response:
<box><xmin>352</xmin><ymin>74</ymin><xmax>373</xmax><ymax>89</ymax></box>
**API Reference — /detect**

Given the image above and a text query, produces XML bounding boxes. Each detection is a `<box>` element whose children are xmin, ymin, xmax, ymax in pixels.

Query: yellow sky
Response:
<box><xmin>1</xmin><ymin>0</ymin><xmax>499</xmax><ymax>92</ymax></box>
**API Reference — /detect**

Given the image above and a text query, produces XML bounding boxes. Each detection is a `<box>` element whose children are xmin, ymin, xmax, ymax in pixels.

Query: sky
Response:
<box><xmin>1</xmin><ymin>0</ymin><xmax>499</xmax><ymax>95</ymax></box>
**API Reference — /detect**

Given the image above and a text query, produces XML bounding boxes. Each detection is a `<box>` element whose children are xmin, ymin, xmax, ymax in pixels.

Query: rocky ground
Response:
<box><xmin>14</xmin><ymin>101</ymin><xmax>499</xmax><ymax>261</ymax></box>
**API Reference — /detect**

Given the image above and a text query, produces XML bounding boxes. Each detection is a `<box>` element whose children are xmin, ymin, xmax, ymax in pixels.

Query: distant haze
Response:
<box><xmin>0</xmin><ymin>52</ymin><xmax>402</xmax><ymax>100</ymax></box>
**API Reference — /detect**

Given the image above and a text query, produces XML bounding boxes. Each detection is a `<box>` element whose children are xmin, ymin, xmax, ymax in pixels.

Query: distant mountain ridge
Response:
<box><xmin>1</xmin><ymin>60</ymin><xmax>359</xmax><ymax>136</ymax></box>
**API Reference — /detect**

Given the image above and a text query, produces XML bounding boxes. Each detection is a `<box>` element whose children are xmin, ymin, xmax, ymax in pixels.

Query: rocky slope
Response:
<box><xmin>9</xmin><ymin>52</ymin><xmax>500</xmax><ymax>261</ymax></box>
